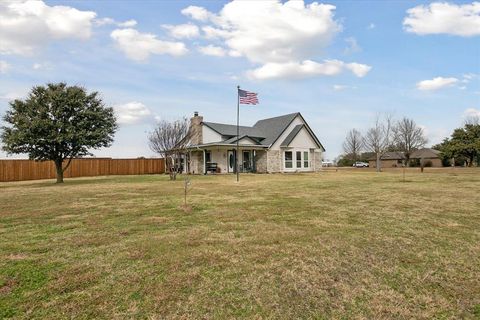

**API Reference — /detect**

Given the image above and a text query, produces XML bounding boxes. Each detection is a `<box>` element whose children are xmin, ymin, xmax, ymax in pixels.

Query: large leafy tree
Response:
<box><xmin>436</xmin><ymin>124</ymin><xmax>480</xmax><ymax>167</ymax></box>
<box><xmin>1</xmin><ymin>83</ymin><xmax>117</xmax><ymax>183</ymax></box>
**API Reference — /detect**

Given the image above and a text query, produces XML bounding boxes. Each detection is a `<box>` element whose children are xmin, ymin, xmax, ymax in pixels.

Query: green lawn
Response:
<box><xmin>1</xmin><ymin>169</ymin><xmax>479</xmax><ymax>319</ymax></box>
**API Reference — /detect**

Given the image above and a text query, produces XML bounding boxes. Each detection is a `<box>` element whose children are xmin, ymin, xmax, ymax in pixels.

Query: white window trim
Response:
<box><xmin>283</xmin><ymin>149</ymin><xmax>312</xmax><ymax>171</ymax></box>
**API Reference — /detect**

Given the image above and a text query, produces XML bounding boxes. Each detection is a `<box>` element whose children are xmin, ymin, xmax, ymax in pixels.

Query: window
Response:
<box><xmin>296</xmin><ymin>151</ymin><xmax>302</xmax><ymax>168</ymax></box>
<box><xmin>284</xmin><ymin>151</ymin><xmax>293</xmax><ymax>168</ymax></box>
<box><xmin>304</xmin><ymin>151</ymin><xmax>309</xmax><ymax>168</ymax></box>
<box><xmin>205</xmin><ymin>151</ymin><xmax>211</xmax><ymax>163</ymax></box>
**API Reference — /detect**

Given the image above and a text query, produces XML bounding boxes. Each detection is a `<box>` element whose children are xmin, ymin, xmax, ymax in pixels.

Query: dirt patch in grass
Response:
<box><xmin>0</xmin><ymin>278</ymin><xmax>17</xmax><ymax>296</ymax></box>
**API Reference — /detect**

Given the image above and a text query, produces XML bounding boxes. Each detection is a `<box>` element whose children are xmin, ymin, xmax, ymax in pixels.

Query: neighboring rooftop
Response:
<box><xmin>410</xmin><ymin>148</ymin><xmax>441</xmax><ymax>159</ymax></box>
<box><xmin>369</xmin><ymin>152</ymin><xmax>406</xmax><ymax>161</ymax></box>
<box><xmin>368</xmin><ymin>148</ymin><xmax>441</xmax><ymax>161</ymax></box>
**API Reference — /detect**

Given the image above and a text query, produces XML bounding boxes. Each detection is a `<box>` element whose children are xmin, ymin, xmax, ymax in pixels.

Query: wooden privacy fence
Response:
<box><xmin>0</xmin><ymin>158</ymin><xmax>165</xmax><ymax>182</ymax></box>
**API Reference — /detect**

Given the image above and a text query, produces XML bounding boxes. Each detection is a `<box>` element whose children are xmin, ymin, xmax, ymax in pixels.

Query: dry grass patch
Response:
<box><xmin>0</xmin><ymin>169</ymin><xmax>479</xmax><ymax>319</ymax></box>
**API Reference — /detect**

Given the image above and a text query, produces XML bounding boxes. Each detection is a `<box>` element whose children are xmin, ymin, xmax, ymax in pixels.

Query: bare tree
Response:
<box><xmin>393</xmin><ymin>117</ymin><xmax>428</xmax><ymax>163</ymax></box>
<box><xmin>148</xmin><ymin>117</ymin><xmax>190</xmax><ymax>180</ymax></box>
<box><xmin>342</xmin><ymin>129</ymin><xmax>364</xmax><ymax>162</ymax></box>
<box><xmin>364</xmin><ymin>114</ymin><xmax>394</xmax><ymax>172</ymax></box>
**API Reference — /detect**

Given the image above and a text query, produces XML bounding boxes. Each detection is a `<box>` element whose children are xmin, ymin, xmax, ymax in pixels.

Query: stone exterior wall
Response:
<box><xmin>267</xmin><ymin>150</ymin><xmax>281</xmax><ymax>173</ymax></box>
<box><xmin>255</xmin><ymin>150</ymin><xmax>267</xmax><ymax>173</ymax></box>
<box><xmin>314</xmin><ymin>151</ymin><xmax>322</xmax><ymax>172</ymax></box>
<box><xmin>189</xmin><ymin>113</ymin><xmax>203</xmax><ymax>145</ymax></box>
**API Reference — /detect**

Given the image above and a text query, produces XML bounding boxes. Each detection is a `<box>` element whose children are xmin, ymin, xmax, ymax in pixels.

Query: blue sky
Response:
<box><xmin>0</xmin><ymin>0</ymin><xmax>479</xmax><ymax>160</ymax></box>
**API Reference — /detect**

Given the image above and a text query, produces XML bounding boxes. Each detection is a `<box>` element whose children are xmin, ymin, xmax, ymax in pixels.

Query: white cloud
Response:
<box><xmin>464</xmin><ymin>107</ymin><xmax>480</xmax><ymax>118</ymax></box>
<box><xmin>345</xmin><ymin>62</ymin><xmax>371</xmax><ymax>77</ymax></box>
<box><xmin>32</xmin><ymin>62</ymin><xmax>51</xmax><ymax>70</ymax></box>
<box><xmin>162</xmin><ymin>23</ymin><xmax>199</xmax><ymax>39</ymax></box>
<box><xmin>199</xmin><ymin>0</ymin><xmax>341</xmax><ymax>64</ymax></box>
<box><xmin>333</xmin><ymin>85</ymin><xmax>348</xmax><ymax>91</ymax></box>
<box><xmin>404</xmin><ymin>2</ymin><xmax>480</xmax><ymax>36</ymax></box>
<box><xmin>198</xmin><ymin>45</ymin><xmax>227</xmax><ymax>57</ymax></box>
<box><xmin>247</xmin><ymin>59</ymin><xmax>371</xmax><ymax>80</ymax></box>
<box><xmin>0</xmin><ymin>91</ymin><xmax>26</xmax><ymax>100</ymax></box>
<box><xmin>463</xmin><ymin>73</ymin><xmax>477</xmax><ymax>80</ymax></box>
<box><xmin>344</xmin><ymin>37</ymin><xmax>361</xmax><ymax>54</ymax></box>
<box><xmin>461</xmin><ymin>73</ymin><xmax>478</xmax><ymax>84</ymax></box>
<box><xmin>94</xmin><ymin>17</ymin><xmax>137</xmax><ymax>28</ymax></box>
<box><xmin>463</xmin><ymin>108</ymin><xmax>480</xmax><ymax>124</ymax></box>
<box><xmin>201</xmin><ymin>26</ymin><xmax>230</xmax><ymax>39</ymax></box>
<box><xmin>110</xmin><ymin>28</ymin><xmax>188</xmax><ymax>61</ymax></box>
<box><xmin>114</xmin><ymin>101</ymin><xmax>152</xmax><ymax>125</ymax></box>
<box><xmin>228</xmin><ymin>50</ymin><xmax>242</xmax><ymax>57</ymax></box>
<box><xmin>181</xmin><ymin>5</ymin><xmax>211</xmax><ymax>21</ymax></box>
<box><xmin>416</xmin><ymin>77</ymin><xmax>459</xmax><ymax>91</ymax></box>
<box><xmin>94</xmin><ymin>17</ymin><xmax>115</xmax><ymax>26</ymax></box>
<box><xmin>118</xmin><ymin>19</ymin><xmax>137</xmax><ymax>28</ymax></box>
<box><xmin>0</xmin><ymin>61</ymin><xmax>11</xmax><ymax>73</ymax></box>
<box><xmin>181</xmin><ymin>0</ymin><xmax>370</xmax><ymax>80</ymax></box>
<box><xmin>0</xmin><ymin>0</ymin><xmax>96</xmax><ymax>55</ymax></box>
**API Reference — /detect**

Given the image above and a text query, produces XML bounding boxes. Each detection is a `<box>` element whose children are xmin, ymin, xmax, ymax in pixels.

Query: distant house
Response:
<box><xmin>368</xmin><ymin>148</ymin><xmax>443</xmax><ymax>168</ymax></box>
<box><xmin>183</xmin><ymin>112</ymin><xmax>325</xmax><ymax>174</ymax></box>
<box><xmin>368</xmin><ymin>152</ymin><xmax>405</xmax><ymax>168</ymax></box>
<box><xmin>410</xmin><ymin>148</ymin><xmax>442</xmax><ymax>167</ymax></box>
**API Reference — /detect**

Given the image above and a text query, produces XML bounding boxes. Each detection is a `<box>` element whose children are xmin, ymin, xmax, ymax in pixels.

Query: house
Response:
<box><xmin>410</xmin><ymin>148</ymin><xmax>442</xmax><ymax>167</ymax></box>
<box><xmin>368</xmin><ymin>151</ymin><xmax>405</xmax><ymax>168</ymax></box>
<box><xmin>368</xmin><ymin>148</ymin><xmax>443</xmax><ymax>168</ymax></box>
<box><xmin>183</xmin><ymin>112</ymin><xmax>325</xmax><ymax>174</ymax></box>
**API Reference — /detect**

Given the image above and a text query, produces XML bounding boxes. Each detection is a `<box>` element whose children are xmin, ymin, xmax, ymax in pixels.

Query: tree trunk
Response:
<box><xmin>54</xmin><ymin>159</ymin><xmax>64</xmax><ymax>183</ymax></box>
<box><xmin>166</xmin><ymin>156</ymin><xmax>175</xmax><ymax>180</ymax></box>
<box><xmin>376</xmin><ymin>153</ymin><xmax>381</xmax><ymax>172</ymax></box>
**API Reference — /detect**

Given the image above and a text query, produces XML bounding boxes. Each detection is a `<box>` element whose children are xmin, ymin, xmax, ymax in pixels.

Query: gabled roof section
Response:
<box><xmin>202</xmin><ymin>122</ymin><xmax>264</xmax><ymax>138</ymax></box>
<box><xmin>200</xmin><ymin>112</ymin><xmax>325</xmax><ymax>151</ymax></box>
<box><xmin>280</xmin><ymin>124</ymin><xmax>304</xmax><ymax>147</ymax></box>
<box><xmin>252</xmin><ymin>112</ymin><xmax>299</xmax><ymax>146</ymax></box>
<box><xmin>369</xmin><ymin>151</ymin><xmax>405</xmax><ymax>161</ymax></box>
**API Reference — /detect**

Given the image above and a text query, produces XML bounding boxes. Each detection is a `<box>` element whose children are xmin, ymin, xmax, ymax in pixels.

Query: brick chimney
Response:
<box><xmin>189</xmin><ymin>111</ymin><xmax>203</xmax><ymax>145</ymax></box>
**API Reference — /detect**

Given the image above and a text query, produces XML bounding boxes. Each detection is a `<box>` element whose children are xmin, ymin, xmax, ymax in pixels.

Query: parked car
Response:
<box><xmin>352</xmin><ymin>161</ymin><xmax>369</xmax><ymax>167</ymax></box>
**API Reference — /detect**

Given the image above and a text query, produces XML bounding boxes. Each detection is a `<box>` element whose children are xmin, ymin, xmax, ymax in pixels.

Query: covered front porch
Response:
<box><xmin>184</xmin><ymin>145</ymin><xmax>268</xmax><ymax>175</ymax></box>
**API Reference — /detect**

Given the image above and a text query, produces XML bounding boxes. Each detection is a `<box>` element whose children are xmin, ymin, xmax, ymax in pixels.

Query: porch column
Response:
<box><xmin>203</xmin><ymin>149</ymin><xmax>206</xmax><ymax>175</ymax></box>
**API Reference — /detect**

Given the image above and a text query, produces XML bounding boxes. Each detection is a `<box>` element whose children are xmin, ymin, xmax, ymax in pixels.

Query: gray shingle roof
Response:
<box><xmin>382</xmin><ymin>152</ymin><xmax>405</xmax><ymax>160</ymax></box>
<box><xmin>252</xmin><ymin>112</ymin><xmax>299</xmax><ymax>146</ymax></box>
<box><xmin>280</xmin><ymin>124</ymin><xmax>304</xmax><ymax>147</ymax></box>
<box><xmin>410</xmin><ymin>148</ymin><xmax>440</xmax><ymax>159</ymax></box>
<box><xmin>201</xmin><ymin>112</ymin><xmax>324</xmax><ymax>150</ymax></box>
<box><xmin>369</xmin><ymin>152</ymin><xmax>406</xmax><ymax>161</ymax></box>
<box><xmin>202</xmin><ymin>122</ymin><xmax>264</xmax><ymax>138</ymax></box>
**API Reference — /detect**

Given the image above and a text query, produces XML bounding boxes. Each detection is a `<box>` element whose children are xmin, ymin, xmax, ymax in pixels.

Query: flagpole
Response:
<box><xmin>236</xmin><ymin>85</ymin><xmax>240</xmax><ymax>182</ymax></box>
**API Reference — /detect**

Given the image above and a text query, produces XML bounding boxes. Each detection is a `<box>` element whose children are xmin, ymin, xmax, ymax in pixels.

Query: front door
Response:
<box><xmin>227</xmin><ymin>150</ymin><xmax>235</xmax><ymax>173</ymax></box>
<box><xmin>242</xmin><ymin>150</ymin><xmax>251</xmax><ymax>172</ymax></box>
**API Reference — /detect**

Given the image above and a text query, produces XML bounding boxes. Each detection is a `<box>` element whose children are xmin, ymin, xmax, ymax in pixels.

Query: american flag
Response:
<box><xmin>238</xmin><ymin>89</ymin><xmax>259</xmax><ymax>105</ymax></box>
